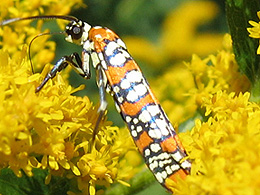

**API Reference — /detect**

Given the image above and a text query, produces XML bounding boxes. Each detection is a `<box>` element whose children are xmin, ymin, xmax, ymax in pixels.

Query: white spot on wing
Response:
<box><xmin>121</xmin><ymin>49</ymin><xmax>131</xmax><ymax>58</ymax></box>
<box><xmin>144</xmin><ymin>149</ymin><xmax>151</xmax><ymax>157</ymax></box>
<box><xmin>146</xmin><ymin>105</ymin><xmax>160</xmax><ymax>116</ymax></box>
<box><xmin>136</xmin><ymin>126</ymin><xmax>142</xmax><ymax>132</ymax></box>
<box><xmin>109</xmin><ymin>53</ymin><xmax>126</xmax><ymax>66</ymax></box>
<box><xmin>159</xmin><ymin>159</ymin><xmax>172</xmax><ymax>168</ymax></box>
<box><xmin>117</xmin><ymin>38</ymin><xmax>127</xmax><ymax>49</ymax></box>
<box><xmin>155</xmin><ymin>118</ymin><xmax>169</xmax><ymax>136</ymax></box>
<box><xmin>126</xmin><ymin>90</ymin><xmax>138</xmax><ymax>102</ymax></box>
<box><xmin>113</xmin><ymin>86</ymin><xmax>120</xmax><ymax>93</ymax></box>
<box><xmin>139</xmin><ymin>110</ymin><xmax>151</xmax><ymax>123</ymax></box>
<box><xmin>149</xmin><ymin>160</ymin><xmax>158</xmax><ymax>171</ymax></box>
<box><xmin>131</xmin><ymin>130</ymin><xmax>137</xmax><ymax>137</ymax></box>
<box><xmin>171</xmin><ymin>164</ymin><xmax>180</xmax><ymax>172</ymax></box>
<box><xmin>114</xmin><ymin>102</ymin><xmax>121</xmax><ymax>113</ymax></box>
<box><xmin>148</xmin><ymin>129</ymin><xmax>162</xmax><ymax>139</ymax></box>
<box><xmin>105</xmin><ymin>41</ymin><xmax>118</xmax><ymax>56</ymax></box>
<box><xmin>157</xmin><ymin>152</ymin><xmax>170</xmax><ymax>161</ymax></box>
<box><xmin>150</xmin><ymin>143</ymin><xmax>161</xmax><ymax>153</ymax></box>
<box><xmin>165</xmin><ymin>166</ymin><xmax>173</xmax><ymax>175</ymax></box>
<box><xmin>133</xmin><ymin>84</ymin><xmax>147</xmax><ymax>97</ymax></box>
<box><xmin>126</xmin><ymin>70</ymin><xmax>142</xmax><ymax>83</ymax></box>
<box><xmin>118</xmin><ymin>97</ymin><xmax>124</xmax><ymax>103</ymax></box>
<box><xmin>133</xmin><ymin>118</ymin><xmax>139</xmax><ymax>124</ymax></box>
<box><xmin>181</xmin><ymin>160</ymin><xmax>191</xmax><ymax>169</ymax></box>
<box><xmin>155</xmin><ymin>173</ymin><xmax>164</xmax><ymax>183</ymax></box>
<box><xmin>125</xmin><ymin>116</ymin><xmax>131</xmax><ymax>123</ymax></box>
<box><xmin>120</xmin><ymin>79</ymin><xmax>131</xmax><ymax>89</ymax></box>
<box><xmin>94</xmin><ymin>34</ymin><xmax>102</xmax><ymax>39</ymax></box>
<box><xmin>171</xmin><ymin>151</ymin><xmax>183</xmax><ymax>162</ymax></box>
<box><xmin>161</xmin><ymin>171</ymin><xmax>167</xmax><ymax>179</ymax></box>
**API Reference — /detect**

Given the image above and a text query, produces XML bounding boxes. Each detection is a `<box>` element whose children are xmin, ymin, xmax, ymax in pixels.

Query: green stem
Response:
<box><xmin>250</xmin><ymin>78</ymin><xmax>260</xmax><ymax>102</ymax></box>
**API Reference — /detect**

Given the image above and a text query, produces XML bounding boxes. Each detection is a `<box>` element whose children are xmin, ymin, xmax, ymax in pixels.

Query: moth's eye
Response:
<box><xmin>66</xmin><ymin>22</ymin><xmax>84</xmax><ymax>40</ymax></box>
<box><xmin>72</xmin><ymin>26</ymin><xmax>81</xmax><ymax>35</ymax></box>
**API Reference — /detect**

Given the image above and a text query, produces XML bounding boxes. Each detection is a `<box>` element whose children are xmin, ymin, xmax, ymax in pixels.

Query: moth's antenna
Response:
<box><xmin>0</xmin><ymin>15</ymin><xmax>78</xmax><ymax>26</ymax></box>
<box><xmin>0</xmin><ymin>15</ymin><xmax>76</xmax><ymax>73</ymax></box>
<box><xmin>28</xmin><ymin>31</ymin><xmax>65</xmax><ymax>74</ymax></box>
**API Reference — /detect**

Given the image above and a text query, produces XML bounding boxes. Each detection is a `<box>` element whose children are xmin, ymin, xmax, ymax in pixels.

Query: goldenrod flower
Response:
<box><xmin>151</xmin><ymin>34</ymin><xmax>250</xmax><ymax>126</ymax></box>
<box><xmin>149</xmin><ymin>28</ymin><xmax>255</xmax><ymax>195</ymax></box>
<box><xmin>0</xmin><ymin>46</ymin><xmax>138</xmax><ymax>194</ymax></box>
<box><xmin>0</xmin><ymin>1</ymin><xmax>139</xmax><ymax>194</ymax></box>
<box><xmin>170</xmin><ymin>91</ymin><xmax>260</xmax><ymax>194</ymax></box>
<box><xmin>247</xmin><ymin>11</ymin><xmax>260</xmax><ymax>54</ymax></box>
<box><xmin>186</xmin><ymin>49</ymin><xmax>250</xmax><ymax>107</ymax></box>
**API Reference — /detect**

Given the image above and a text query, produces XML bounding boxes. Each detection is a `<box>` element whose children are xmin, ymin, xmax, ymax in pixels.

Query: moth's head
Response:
<box><xmin>65</xmin><ymin>20</ymin><xmax>91</xmax><ymax>45</ymax></box>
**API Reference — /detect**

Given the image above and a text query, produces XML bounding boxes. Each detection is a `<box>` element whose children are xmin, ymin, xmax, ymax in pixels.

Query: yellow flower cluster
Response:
<box><xmin>171</xmin><ymin>91</ymin><xmax>260</xmax><ymax>194</ymax></box>
<box><xmin>0</xmin><ymin>1</ymin><xmax>139</xmax><ymax>195</ymax></box>
<box><xmin>0</xmin><ymin>0</ymin><xmax>84</xmax><ymax>19</ymax></box>
<box><xmin>0</xmin><ymin>0</ymin><xmax>84</xmax><ymax>70</ymax></box>
<box><xmin>151</xmin><ymin>34</ymin><xmax>250</xmax><ymax>126</ymax></box>
<box><xmin>186</xmin><ymin>46</ymin><xmax>250</xmax><ymax>107</ymax></box>
<box><xmin>0</xmin><ymin>48</ymin><xmax>137</xmax><ymax>194</ymax></box>
<box><xmin>153</xmin><ymin>31</ymin><xmax>256</xmax><ymax>195</ymax></box>
<box><xmin>248</xmin><ymin>11</ymin><xmax>260</xmax><ymax>54</ymax></box>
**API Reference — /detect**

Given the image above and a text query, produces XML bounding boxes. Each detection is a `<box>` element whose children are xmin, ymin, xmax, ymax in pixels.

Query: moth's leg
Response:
<box><xmin>92</xmin><ymin>64</ymin><xmax>108</xmax><ymax>146</ymax></box>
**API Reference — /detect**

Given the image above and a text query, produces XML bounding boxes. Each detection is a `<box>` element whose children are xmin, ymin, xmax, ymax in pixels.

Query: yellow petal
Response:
<box><xmin>117</xmin><ymin>180</ymin><xmax>131</xmax><ymax>187</ymax></box>
<box><xmin>45</xmin><ymin>174</ymin><xmax>52</xmax><ymax>185</ymax></box>
<box><xmin>49</xmin><ymin>156</ymin><xmax>59</xmax><ymax>170</ymax></box>
<box><xmin>58</xmin><ymin>159</ymin><xmax>70</xmax><ymax>169</ymax></box>
<box><xmin>70</xmin><ymin>162</ymin><xmax>81</xmax><ymax>176</ymax></box>
<box><xmin>50</xmin><ymin>110</ymin><xmax>64</xmax><ymax>120</ymax></box>
<box><xmin>14</xmin><ymin>77</ymin><xmax>28</xmax><ymax>85</ymax></box>
<box><xmin>89</xmin><ymin>182</ymin><xmax>96</xmax><ymax>195</ymax></box>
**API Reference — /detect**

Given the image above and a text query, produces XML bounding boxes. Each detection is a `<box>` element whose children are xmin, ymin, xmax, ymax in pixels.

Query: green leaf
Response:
<box><xmin>226</xmin><ymin>0</ymin><xmax>260</xmax><ymax>101</ymax></box>
<box><xmin>104</xmin><ymin>168</ymin><xmax>168</xmax><ymax>195</ymax></box>
<box><xmin>0</xmin><ymin>168</ymin><xmax>70</xmax><ymax>195</ymax></box>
